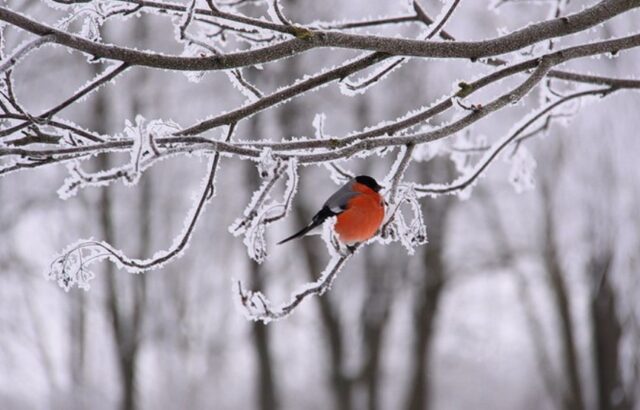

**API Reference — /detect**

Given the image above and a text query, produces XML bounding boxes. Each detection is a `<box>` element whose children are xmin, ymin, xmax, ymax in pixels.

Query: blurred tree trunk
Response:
<box><xmin>97</xmin><ymin>133</ymin><xmax>149</xmax><ymax>410</ymax></box>
<box><xmin>293</xmin><ymin>203</ymin><xmax>352</xmax><ymax>410</ymax></box>
<box><xmin>271</xmin><ymin>0</ymin><xmax>353</xmax><ymax>404</ymax></box>
<box><xmin>281</xmin><ymin>82</ymin><xmax>353</xmax><ymax>410</ymax></box>
<box><xmin>68</xmin><ymin>290</ymin><xmax>86</xmax><ymax>408</ymax></box>
<box><xmin>95</xmin><ymin>18</ymin><xmax>150</xmax><ymax>410</ymax></box>
<box><xmin>476</xmin><ymin>187</ymin><xmax>561</xmax><ymax>406</ymax></box>
<box><xmin>588</xmin><ymin>250</ymin><xmax>630</xmax><ymax>410</ymax></box>
<box><xmin>98</xmin><ymin>142</ymin><xmax>145</xmax><ymax>410</ymax></box>
<box><xmin>359</xmin><ymin>247</ymin><xmax>394</xmax><ymax>410</ymax></box>
<box><xmin>246</xmin><ymin>115</ymin><xmax>280</xmax><ymax>410</ymax></box>
<box><xmin>403</xmin><ymin>226</ymin><xmax>446</xmax><ymax>410</ymax></box>
<box><xmin>356</xmin><ymin>99</ymin><xmax>394</xmax><ymax>410</ymax></box>
<box><xmin>248</xmin><ymin>258</ymin><xmax>280</xmax><ymax>410</ymax></box>
<box><xmin>404</xmin><ymin>160</ymin><xmax>452</xmax><ymax>410</ymax></box>
<box><xmin>539</xmin><ymin>180</ymin><xmax>584</xmax><ymax>410</ymax></box>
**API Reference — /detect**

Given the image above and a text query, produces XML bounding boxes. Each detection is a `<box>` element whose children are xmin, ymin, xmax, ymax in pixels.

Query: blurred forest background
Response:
<box><xmin>1</xmin><ymin>0</ymin><xmax>640</xmax><ymax>409</ymax></box>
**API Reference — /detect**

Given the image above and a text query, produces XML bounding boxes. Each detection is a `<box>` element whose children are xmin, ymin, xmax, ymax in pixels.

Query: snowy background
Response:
<box><xmin>1</xmin><ymin>0</ymin><xmax>640</xmax><ymax>409</ymax></box>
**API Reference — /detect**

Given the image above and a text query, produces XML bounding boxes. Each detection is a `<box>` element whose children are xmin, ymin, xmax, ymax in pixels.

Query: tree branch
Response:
<box><xmin>0</xmin><ymin>34</ymin><xmax>55</xmax><ymax>74</ymax></box>
<box><xmin>414</xmin><ymin>87</ymin><xmax>615</xmax><ymax>195</ymax></box>
<box><xmin>1</xmin><ymin>0</ymin><xmax>636</xmax><ymax>70</ymax></box>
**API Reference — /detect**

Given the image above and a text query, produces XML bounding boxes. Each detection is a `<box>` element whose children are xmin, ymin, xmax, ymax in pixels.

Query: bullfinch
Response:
<box><xmin>278</xmin><ymin>175</ymin><xmax>385</xmax><ymax>246</ymax></box>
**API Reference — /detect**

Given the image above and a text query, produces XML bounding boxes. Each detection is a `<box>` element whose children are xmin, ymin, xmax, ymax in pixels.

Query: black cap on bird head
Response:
<box><xmin>355</xmin><ymin>175</ymin><xmax>383</xmax><ymax>192</ymax></box>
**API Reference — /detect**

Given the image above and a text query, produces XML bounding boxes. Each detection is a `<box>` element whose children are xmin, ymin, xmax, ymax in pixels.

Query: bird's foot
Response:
<box><xmin>330</xmin><ymin>234</ymin><xmax>342</xmax><ymax>254</ymax></box>
<box><xmin>337</xmin><ymin>243</ymin><xmax>358</xmax><ymax>257</ymax></box>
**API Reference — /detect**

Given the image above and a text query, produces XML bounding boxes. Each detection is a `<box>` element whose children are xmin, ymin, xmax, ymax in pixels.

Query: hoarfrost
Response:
<box><xmin>54</xmin><ymin>1</ymin><xmax>139</xmax><ymax>42</ymax></box>
<box><xmin>226</xmin><ymin>69</ymin><xmax>262</xmax><ymax>102</ymax></box>
<box><xmin>50</xmin><ymin>156</ymin><xmax>219</xmax><ymax>290</ymax></box>
<box><xmin>267</xmin><ymin>0</ymin><xmax>289</xmax><ymax>25</ymax></box>
<box><xmin>257</xmin><ymin>147</ymin><xmax>278</xmax><ymax>179</ymax></box>
<box><xmin>412</xmin><ymin>140</ymin><xmax>443</xmax><ymax>162</ymax></box>
<box><xmin>180</xmin><ymin>44</ymin><xmax>210</xmax><ymax>83</ymax></box>
<box><xmin>57</xmin><ymin>116</ymin><xmax>173</xmax><ymax>198</ymax></box>
<box><xmin>232</xmin><ymin>159</ymin><xmax>299</xmax><ymax>263</ymax></box>
<box><xmin>339</xmin><ymin>57</ymin><xmax>407</xmax><ymax>96</ymax></box>
<box><xmin>125</xmin><ymin>115</ymin><xmax>171</xmax><ymax>185</ymax></box>
<box><xmin>507</xmin><ymin>145</ymin><xmax>536</xmax><ymax>193</ymax></box>
<box><xmin>450</xmin><ymin>132</ymin><xmax>488</xmax><ymax>174</ymax></box>
<box><xmin>79</xmin><ymin>12</ymin><xmax>101</xmax><ymax>42</ymax></box>
<box><xmin>235</xmin><ymin>280</ymin><xmax>273</xmax><ymax>322</ymax></box>
<box><xmin>321</xmin><ymin>217</ymin><xmax>340</xmax><ymax>258</ymax></box>
<box><xmin>382</xmin><ymin>185</ymin><xmax>428</xmax><ymax>255</ymax></box>
<box><xmin>312</xmin><ymin>113</ymin><xmax>327</xmax><ymax>140</ymax></box>
<box><xmin>323</xmin><ymin>162</ymin><xmax>353</xmax><ymax>185</ymax></box>
<box><xmin>57</xmin><ymin>161</ymin><xmax>87</xmax><ymax>200</ymax></box>
<box><xmin>236</xmin><ymin>249</ymin><xmax>349</xmax><ymax>323</ymax></box>
<box><xmin>243</xmin><ymin>216</ymin><xmax>268</xmax><ymax>263</ymax></box>
<box><xmin>46</xmin><ymin>239</ymin><xmax>137</xmax><ymax>291</ymax></box>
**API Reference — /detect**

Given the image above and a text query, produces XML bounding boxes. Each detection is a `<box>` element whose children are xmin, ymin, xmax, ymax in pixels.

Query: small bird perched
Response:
<box><xmin>278</xmin><ymin>175</ymin><xmax>385</xmax><ymax>246</ymax></box>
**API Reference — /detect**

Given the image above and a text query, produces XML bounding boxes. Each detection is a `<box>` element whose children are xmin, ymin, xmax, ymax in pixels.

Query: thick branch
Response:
<box><xmin>240</xmin><ymin>33</ymin><xmax>640</xmax><ymax>154</ymax></box>
<box><xmin>1</xmin><ymin>0</ymin><xmax>636</xmax><ymax>70</ymax></box>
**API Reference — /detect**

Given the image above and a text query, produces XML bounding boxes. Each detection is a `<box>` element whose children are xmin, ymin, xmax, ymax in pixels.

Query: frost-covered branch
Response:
<box><xmin>238</xmin><ymin>33</ymin><xmax>640</xmax><ymax>153</ymax></box>
<box><xmin>415</xmin><ymin>87</ymin><xmax>616</xmax><ymax>196</ymax></box>
<box><xmin>0</xmin><ymin>34</ymin><xmax>55</xmax><ymax>74</ymax></box>
<box><xmin>325</xmin><ymin>15</ymin><xmax>418</xmax><ymax>30</ymax></box>
<box><xmin>387</xmin><ymin>144</ymin><xmax>415</xmax><ymax>203</ymax></box>
<box><xmin>341</xmin><ymin>0</ymin><xmax>460</xmax><ymax>92</ymax></box>
<box><xmin>237</xmin><ymin>251</ymin><xmax>352</xmax><ymax>322</ymax></box>
<box><xmin>3</xmin><ymin>31</ymin><xmax>640</xmax><ymax>176</ymax></box>
<box><xmin>4</xmin><ymin>0</ymin><xmax>640</xmax><ymax>323</ymax></box>
<box><xmin>47</xmin><ymin>125</ymin><xmax>235</xmax><ymax>290</ymax></box>
<box><xmin>2</xmin><ymin>0</ymin><xmax>637</xmax><ymax>70</ymax></box>
<box><xmin>379</xmin><ymin>144</ymin><xmax>418</xmax><ymax>242</ymax></box>
<box><xmin>48</xmin><ymin>153</ymin><xmax>220</xmax><ymax>289</ymax></box>
<box><xmin>0</xmin><ymin>62</ymin><xmax>130</xmax><ymax>140</ymax></box>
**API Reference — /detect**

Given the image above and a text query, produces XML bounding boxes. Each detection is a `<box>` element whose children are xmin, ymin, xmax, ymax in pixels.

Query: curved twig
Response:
<box><xmin>414</xmin><ymin>87</ymin><xmax>615</xmax><ymax>195</ymax></box>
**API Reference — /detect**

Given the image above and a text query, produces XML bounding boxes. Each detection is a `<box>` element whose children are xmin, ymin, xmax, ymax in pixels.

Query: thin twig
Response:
<box><xmin>414</xmin><ymin>87</ymin><xmax>614</xmax><ymax>195</ymax></box>
<box><xmin>238</xmin><ymin>252</ymin><xmax>352</xmax><ymax>322</ymax></box>
<box><xmin>178</xmin><ymin>0</ymin><xmax>198</xmax><ymax>41</ymax></box>
<box><xmin>52</xmin><ymin>152</ymin><xmax>222</xmax><ymax>274</ymax></box>
<box><xmin>0</xmin><ymin>34</ymin><xmax>55</xmax><ymax>74</ymax></box>
<box><xmin>0</xmin><ymin>62</ymin><xmax>130</xmax><ymax>138</ymax></box>
<box><xmin>50</xmin><ymin>125</ymin><xmax>237</xmax><ymax>278</ymax></box>
<box><xmin>325</xmin><ymin>15</ymin><xmax>417</xmax><ymax>30</ymax></box>
<box><xmin>230</xmin><ymin>69</ymin><xmax>263</xmax><ymax>99</ymax></box>
<box><xmin>271</xmin><ymin>0</ymin><xmax>291</xmax><ymax>26</ymax></box>
<box><xmin>230</xmin><ymin>160</ymin><xmax>287</xmax><ymax>234</ymax></box>
<box><xmin>343</xmin><ymin>0</ymin><xmax>461</xmax><ymax>91</ymax></box>
<box><xmin>389</xmin><ymin>144</ymin><xmax>415</xmax><ymax>202</ymax></box>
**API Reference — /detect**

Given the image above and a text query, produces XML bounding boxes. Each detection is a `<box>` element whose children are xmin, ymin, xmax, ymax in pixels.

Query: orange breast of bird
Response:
<box><xmin>335</xmin><ymin>183</ymin><xmax>385</xmax><ymax>245</ymax></box>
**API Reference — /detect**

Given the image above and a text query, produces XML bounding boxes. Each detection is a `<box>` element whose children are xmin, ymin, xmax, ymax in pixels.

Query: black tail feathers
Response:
<box><xmin>277</xmin><ymin>222</ymin><xmax>319</xmax><ymax>245</ymax></box>
<box><xmin>277</xmin><ymin>207</ymin><xmax>335</xmax><ymax>245</ymax></box>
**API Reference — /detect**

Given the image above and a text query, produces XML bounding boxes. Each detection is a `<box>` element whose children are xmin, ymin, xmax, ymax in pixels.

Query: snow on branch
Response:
<box><xmin>2</xmin><ymin>0</ymin><xmax>639</xmax><ymax>70</ymax></box>
<box><xmin>0</xmin><ymin>35</ymin><xmax>56</xmax><ymax>74</ymax></box>
<box><xmin>1</xmin><ymin>0</ymin><xmax>639</xmax><ymax>322</ymax></box>
<box><xmin>237</xmin><ymin>250</ymin><xmax>352</xmax><ymax>323</ymax></box>
<box><xmin>231</xmin><ymin>155</ymin><xmax>299</xmax><ymax>262</ymax></box>
<box><xmin>414</xmin><ymin>87</ymin><xmax>616</xmax><ymax>197</ymax></box>
<box><xmin>47</xmin><ymin>124</ymin><xmax>233</xmax><ymax>290</ymax></box>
